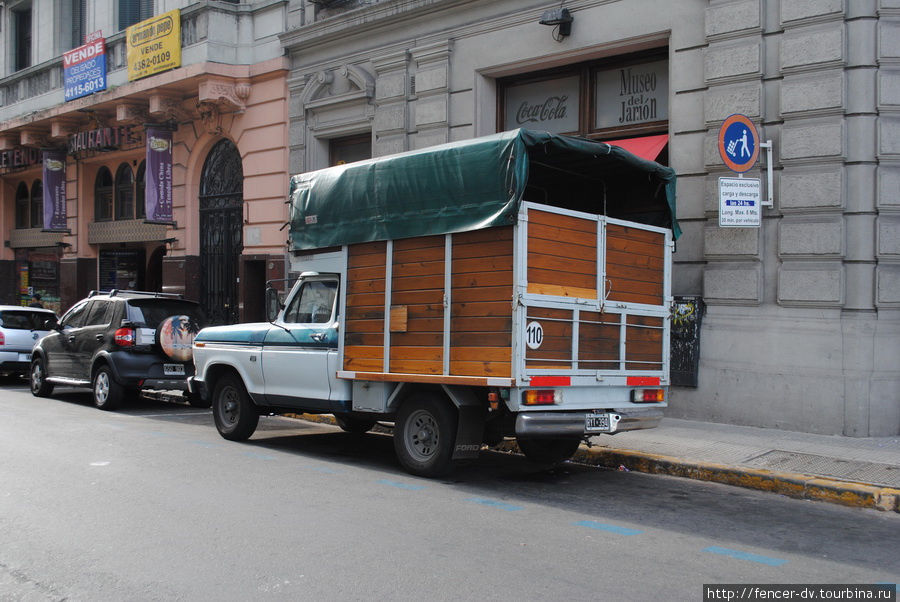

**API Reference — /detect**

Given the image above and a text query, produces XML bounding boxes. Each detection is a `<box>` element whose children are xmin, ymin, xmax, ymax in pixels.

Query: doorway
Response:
<box><xmin>199</xmin><ymin>139</ymin><xmax>243</xmax><ymax>325</ymax></box>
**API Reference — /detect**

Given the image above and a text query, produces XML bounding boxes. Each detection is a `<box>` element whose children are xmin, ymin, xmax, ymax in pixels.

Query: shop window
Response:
<box><xmin>12</xmin><ymin>5</ymin><xmax>32</xmax><ymax>72</ymax></box>
<box><xmin>329</xmin><ymin>134</ymin><xmax>371</xmax><ymax>166</ymax></box>
<box><xmin>118</xmin><ymin>0</ymin><xmax>153</xmax><ymax>31</ymax></box>
<box><xmin>29</xmin><ymin>179</ymin><xmax>42</xmax><ymax>229</ymax></box>
<box><xmin>115</xmin><ymin>163</ymin><xmax>135</xmax><ymax>220</ymax></box>
<box><xmin>135</xmin><ymin>160</ymin><xmax>146</xmax><ymax>219</ymax></box>
<box><xmin>95</xmin><ymin>167</ymin><xmax>113</xmax><ymax>221</ymax></box>
<box><xmin>14</xmin><ymin>182</ymin><xmax>29</xmax><ymax>229</ymax></box>
<box><xmin>498</xmin><ymin>49</ymin><xmax>669</xmax><ymax>149</ymax></box>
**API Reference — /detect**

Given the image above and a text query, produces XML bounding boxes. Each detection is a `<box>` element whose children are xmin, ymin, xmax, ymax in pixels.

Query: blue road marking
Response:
<box><xmin>310</xmin><ymin>467</ymin><xmax>338</xmax><ymax>474</ymax></box>
<box><xmin>191</xmin><ymin>440</ymin><xmax>220</xmax><ymax>448</ymax></box>
<box><xmin>466</xmin><ymin>498</ymin><xmax>523</xmax><ymax>512</ymax></box>
<box><xmin>573</xmin><ymin>520</ymin><xmax>643</xmax><ymax>536</ymax></box>
<box><xmin>378</xmin><ymin>479</ymin><xmax>425</xmax><ymax>491</ymax></box>
<box><xmin>703</xmin><ymin>546</ymin><xmax>787</xmax><ymax>567</ymax></box>
<box><xmin>243</xmin><ymin>451</ymin><xmax>276</xmax><ymax>460</ymax></box>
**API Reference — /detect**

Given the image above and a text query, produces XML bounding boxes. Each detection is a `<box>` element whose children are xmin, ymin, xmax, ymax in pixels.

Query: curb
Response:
<box><xmin>290</xmin><ymin>414</ymin><xmax>900</xmax><ymax>513</ymax></box>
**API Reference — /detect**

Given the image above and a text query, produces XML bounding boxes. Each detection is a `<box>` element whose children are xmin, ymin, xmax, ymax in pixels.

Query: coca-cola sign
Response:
<box><xmin>504</xmin><ymin>76</ymin><xmax>579</xmax><ymax>133</ymax></box>
<box><xmin>595</xmin><ymin>60</ymin><xmax>668</xmax><ymax>129</ymax></box>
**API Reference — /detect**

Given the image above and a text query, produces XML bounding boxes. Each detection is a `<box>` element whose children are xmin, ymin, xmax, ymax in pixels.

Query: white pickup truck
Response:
<box><xmin>189</xmin><ymin>129</ymin><xmax>677</xmax><ymax>477</ymax></box>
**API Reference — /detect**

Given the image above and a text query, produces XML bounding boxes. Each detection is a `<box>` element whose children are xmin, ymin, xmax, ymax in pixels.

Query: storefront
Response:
<box><xmin>281</xmin><ymin>0</ymin><xmax>900</xmax><ymax>437</ymax></box>
<box><xmin>0</xmin><ymin>8</ymin><xmax>290</xmax><ymax>324</ymax></box>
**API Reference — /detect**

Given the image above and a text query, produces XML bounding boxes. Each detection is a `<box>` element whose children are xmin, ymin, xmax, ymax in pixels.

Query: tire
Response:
<box><xmin>517</xmin><ymin>437</ymin><xmax>582</xmax><ymax>465</ymax></box>
<box><xmin>212</xmin><ymin>374</ymin><xmax>259</xmax><ymax>441</ymax></box>
<box><xmin>30</xmin><ymin>357</ymin><xmax>54</xmax><ymax>398</ymax></box>
<box><xmin>92</xmin><ymin>365</ymin><xmax>124</xmax><ymax>411</ymax></box>
<box><xmin>393</xmin><ymin>394</ymin><xmax>457</xmax><ymax>478</ymax></box>
<box><xmin>334</xmin><ymin>413</ymin><xmax>375</xmax><ymax>434</ymax></box>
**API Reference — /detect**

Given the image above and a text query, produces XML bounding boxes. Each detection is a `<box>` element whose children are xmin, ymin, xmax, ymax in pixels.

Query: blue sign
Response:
<box><xmin>717</xmin><ymin>114</ymin><xmax>760</xmax><ymax>173</ymax></box>
<box><xmin>63</xmin><ymin>39</ymin><xmax>107</xmax><ymax>102</ymax></box>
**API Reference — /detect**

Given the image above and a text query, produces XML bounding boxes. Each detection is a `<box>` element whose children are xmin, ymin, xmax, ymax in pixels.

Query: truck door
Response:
<box><xmin>260</xmin><ymin>277</ymin><xmax>338</xmax><ymax>409</ymax></box>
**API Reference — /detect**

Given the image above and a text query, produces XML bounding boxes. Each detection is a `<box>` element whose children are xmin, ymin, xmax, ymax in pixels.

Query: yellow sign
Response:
<box><xmin>126</xmin><ymin>9</ymin><xmax>181</xmax><ymax>82</ymax></box>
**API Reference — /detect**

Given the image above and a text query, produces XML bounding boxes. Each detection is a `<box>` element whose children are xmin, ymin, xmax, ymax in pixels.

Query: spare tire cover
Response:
<box><xmin>157</xmin><ymin>315</ymin><xmax>199</xmax><ymax>362</ymax></box>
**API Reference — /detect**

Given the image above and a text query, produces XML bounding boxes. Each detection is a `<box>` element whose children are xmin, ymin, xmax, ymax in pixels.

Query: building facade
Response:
<box><xmin>280</xmin><ymin>0</ymin><xmax>900</xmax><ymax>436</ymax></box>
<box><xmin>0</xmin><ymin>0</ymin><xmax>290</xmax><ymax>321</ymax></box>
<box><xmin>2</xmin><ymin>0</ymin><xmax>898</xmax><ymax>436</ymax></box>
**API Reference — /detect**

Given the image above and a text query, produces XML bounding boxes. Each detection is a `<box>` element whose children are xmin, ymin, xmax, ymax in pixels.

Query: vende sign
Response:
<box><xmin>63</xmin><ymin>36</ymin><xmax>107</xmax><ymax>101</ymax></box>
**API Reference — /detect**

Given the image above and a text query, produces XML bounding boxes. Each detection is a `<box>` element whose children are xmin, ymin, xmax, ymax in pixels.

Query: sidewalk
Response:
<box><xmin>581</xmin><ymin>417</ymin><xmax>900</xmax><ymax>512</ymax></box>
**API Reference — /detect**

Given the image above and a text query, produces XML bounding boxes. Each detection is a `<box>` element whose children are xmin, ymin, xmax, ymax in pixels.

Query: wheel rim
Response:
<box><xmin>219</xmin><ymin>386</ymin><xmax>240</xmax><ymax>426</ymax></box>
<box><xmin>404</xmin><ymin>408</ymin><xmax>439</xmax><ymax>462</ymax></box>
<box><xmin>95</xmin><ymin>371</ymin><xmax>109</xmax><ymax>405</ymax></box>
<box><xmin>31</xmin><ymin>362</ymin><xmax>42</xmax><ymax>393</ymax></box>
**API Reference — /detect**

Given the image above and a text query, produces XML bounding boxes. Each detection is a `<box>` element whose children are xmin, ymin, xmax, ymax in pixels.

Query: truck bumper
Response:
<box><xmin>187</xmin><ymin>377</ymin><xmax>208</xmax><ymax>401</ymax></box>
<box><xmin>515</xmin><ymin>408</ymin><xmax>663</xmax><ymax>438</ymax></box>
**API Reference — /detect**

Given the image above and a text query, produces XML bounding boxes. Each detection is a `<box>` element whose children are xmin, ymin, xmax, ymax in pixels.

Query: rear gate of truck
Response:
<box><xmin>513</xmin><ymin>202</ymin><xmax>672</xmax><ymax>427</ymax></box>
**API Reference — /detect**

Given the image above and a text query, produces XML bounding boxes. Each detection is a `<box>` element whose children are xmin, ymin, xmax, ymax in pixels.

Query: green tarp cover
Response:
<box><xmin>288</xmin><ymin>129</ymin><xmax>678</xmax><ymax>252</ymax></box>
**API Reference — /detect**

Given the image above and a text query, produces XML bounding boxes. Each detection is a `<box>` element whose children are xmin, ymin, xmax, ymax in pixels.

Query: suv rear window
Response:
<box><xmin>126</xmin><ymin>300</ymin><xmax>206</xmax><ymax>328</ymax></box>
<box><xmin>0</xmin><ymin>310</ymin><xmax>53</xmax><ymax>330</ymax></box>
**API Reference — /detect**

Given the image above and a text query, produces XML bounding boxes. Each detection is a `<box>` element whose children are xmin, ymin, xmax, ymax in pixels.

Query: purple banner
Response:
<box><xmin>42</xmin><ymin>150</ymin><xmax>67</xmax><ymax>231</ymax></box>
<box><xmin>145</xmin><ymin>126</ymin><xmax>173</xmax><ymax>223</ymax></box>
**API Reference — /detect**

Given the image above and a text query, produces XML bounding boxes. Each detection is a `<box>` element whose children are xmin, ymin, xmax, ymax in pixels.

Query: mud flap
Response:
<box><xmin>442</xmin><ymin>385</ymin><xmax>487</xmax><ymax>460</ymax></box>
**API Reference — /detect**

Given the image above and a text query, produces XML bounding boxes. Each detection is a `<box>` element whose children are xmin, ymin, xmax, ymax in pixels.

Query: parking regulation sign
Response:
<box><xmin>718</xmin><ymin>113</ymin><xmax>760</xmax><ymax>173</ymax></box>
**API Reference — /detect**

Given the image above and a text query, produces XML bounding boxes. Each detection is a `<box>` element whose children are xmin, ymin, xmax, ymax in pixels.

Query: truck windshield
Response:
<box><xmin>284</xmin><ymin>280</ymin><xmax>337</xmax><ymax>324</ymax></box>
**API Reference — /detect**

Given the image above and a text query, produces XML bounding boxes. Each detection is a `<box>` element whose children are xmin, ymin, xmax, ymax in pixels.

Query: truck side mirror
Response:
<box><xmin>265</xmin><ymin>287</ymin><xmax>281</xmax><ymax>322</ymax></box>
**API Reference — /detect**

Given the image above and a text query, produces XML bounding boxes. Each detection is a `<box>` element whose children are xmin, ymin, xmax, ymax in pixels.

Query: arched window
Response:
<box><xmin>14</xmin><ymin>182</ymin><xmax>29</xmax><ymax>229</ymax></box>
<box><xmin>30</xmin><ymin>180</ymin><xmax>43</xmax><ymax>229</ymax></box>
<box><xmin>114</xmin><ymin>163</ymin><xmax>134</xmax><ymax>220</ymax></box>
<box><xmin>135</xmin><ymin>160</ymin><xmax>146</xmax><ymax>220</ymax></box>
<box><xmin>94</xmin><ymin>167</ymin><xmax>113</xmax><ymax>221</ymax></box>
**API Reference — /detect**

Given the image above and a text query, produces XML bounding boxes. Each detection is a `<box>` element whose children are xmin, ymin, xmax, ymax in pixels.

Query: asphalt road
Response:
<box><xmin>1</xmin><ymin>377</ymin><xmax>898</xmax><ymax>601</ymax></box>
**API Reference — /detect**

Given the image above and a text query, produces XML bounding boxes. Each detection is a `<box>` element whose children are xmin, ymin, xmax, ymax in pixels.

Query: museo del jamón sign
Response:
<box><xmin>595</xmin><ymin>60</ymin><xmax>668</xmax><ymax>129</ymax></box>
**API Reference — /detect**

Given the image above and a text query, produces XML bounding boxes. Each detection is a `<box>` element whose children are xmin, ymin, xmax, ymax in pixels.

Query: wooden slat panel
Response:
<box><xmin>345</xmin><ymin>332</ymin><xmax>386</xmax><ymax>346</ymax></box>
<box><xmin>529</xmin><ymin>267</ymin><xmax>596</xmax><ymax>290</ymax></box>
<box><xmin>608</xmin><ymin>292</ymin><xmax>663</xmax><ymax>306</ymax></box>
<box><xmin>393</xmin><ymin>235</ymin><xmax>445</xmax><ymax>251</ymax></box>
<box><xmin>393</xmin><ymin>246</ymin><xmax>445</xmax><ymax>264</ymax></box>
<box><xmin>606</xmin><ymin>223</ymin><xmax>665</xmax><ymax>306</ymax></box>
<box><xmin>344</xmin><ymin>345</ymin><xmax>384</xmax><ymax>360</ymax></box>
<box><xmin>607</xmin><ymin>223</ymin><xmax>664</xmax><ymax>244</ymax></box>
<box><xmin>528</xmin><ymin>307</ymin><xmax>572</xmax><ymax>320</ymax></box>
<box><xmin>343</xmin><ymin>357</ymin><xmax>386</xmax><ymax>372</ymax></box>
<box><xmin>529</xmin><ymin>209</ymin><xmax>596</xmax><ymax>233</ymax></box>
<box><xmin>389</xmin><ymin>359</ymin><xmax>443</xmax><ymax>375</ymax></box>
<box><xmin>527</xmin><ymin>250</ymin><xmax>596</xmax><ymax>275</ymax></box>
<box><xmin>392</xmin><ymin>275</ymin><xmax>444</xmax><ymax>291</ymax></box>
<box><xmin>451</xmin><ymin>227</ymin><xmax>514</xmax><ymax>379</ymax></box>
<box><xmin>348</xmin><ymin>279</ymin><xmax>386</xmax><ymax>294</ymax></box>
<box><xmin>449</xmin><ymin>360</ymin><xmax>512</xmax><ymax>378</ymax></box>
<box><xmin>390</xmin><ymin>346</ymin><xmax>443</xmax><ymax>361</ymax></box>
<box><xmin>528</xmin><ymin>222</ymin><xmax>596</xmax><ymax>248</ymax></box>
<box><xmin>526</xmin><ymin>283</ymin><xmax>598</xmax><ymax>299</ymax></box>
<box><xmin>346</xmin><ymin>306</ymin><xmax>386</xmax><ymax>321</ymax></box>
<box><xmin>343</xmin><ymin>319</ymin><xmax>385</xmax><ymax>333</ymax></box>
<box><xmin>391</xmin><ymin>332</ymin><xmax>444</xmax><ymax>347</ymax></box>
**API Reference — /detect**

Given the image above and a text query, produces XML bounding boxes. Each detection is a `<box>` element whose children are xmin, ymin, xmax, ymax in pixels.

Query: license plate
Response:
<box><xmin>163</xmin><ymin>364</ymin><xmax>185</xmax><ymax>376</ymax></box>
<box><xmin>17</xmin><ymin>353</ymin><xmax>30</xmax><ymax>362</ymax></box>
<box><xmin>585</xmin><ymin>413</ymin><xmax>611</xmax><ymax>432</ymax></box>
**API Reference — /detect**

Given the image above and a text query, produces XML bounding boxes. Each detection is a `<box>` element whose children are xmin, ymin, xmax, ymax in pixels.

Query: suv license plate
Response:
<box><xmin>585</xmin><ymin>413</ymin><xmax>611</xmax><ymax>433</ymax></box>
<box><xmin>164</xmin><ymin>363</ymin><xmax>185</xmax><ymax>376</ymax></box>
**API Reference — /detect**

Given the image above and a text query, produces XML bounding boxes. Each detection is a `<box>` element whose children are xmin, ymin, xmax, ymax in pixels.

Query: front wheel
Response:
<box><xmin>212</xmin><ymin>374</ymin><xmax>259</xmax><ymax>441</ymax></box>
<box><xmin>393</xmin><ymin>394</ymin><xmax>457</xmax><ymax>477</ymax></box>
<box><xmin>30</xmin><ymin>357</ymin><xmax>54</xmax><ymax>397</ymax></box>
<box><xmin>93</xmin><ymin>365</ymin><xmax>125</xmax><ymax>411</ymax></box>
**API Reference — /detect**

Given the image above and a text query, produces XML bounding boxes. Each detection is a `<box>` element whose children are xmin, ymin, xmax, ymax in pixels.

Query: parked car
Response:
<box><xmin>30</xmin><ymin>290</ymin><xmax>208</xmax><ymax>410</ymax></box>
<box><xmin>0</xmin><ymin>305</ymin><xmax>58</xmax><ymax>377</ymax></box>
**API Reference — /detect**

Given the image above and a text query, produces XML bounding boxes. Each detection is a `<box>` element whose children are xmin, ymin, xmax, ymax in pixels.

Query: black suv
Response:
<box><xmin>30</xmin><ymin>290</ymin><xmax>208</xmax><ymax>410</ymax></box>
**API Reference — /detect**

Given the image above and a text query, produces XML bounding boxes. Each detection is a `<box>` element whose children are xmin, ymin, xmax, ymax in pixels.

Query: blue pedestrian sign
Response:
<box><xmin>718</xmin><ymin>114</ymin><xmax>760</xmax><ymax>173</ymax></box>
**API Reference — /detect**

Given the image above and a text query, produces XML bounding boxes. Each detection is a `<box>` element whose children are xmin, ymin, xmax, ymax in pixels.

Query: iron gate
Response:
<box><xmin>199</xmin><ymin>139</ymin><xmax>243</xmax><ymax>326</ymax></box>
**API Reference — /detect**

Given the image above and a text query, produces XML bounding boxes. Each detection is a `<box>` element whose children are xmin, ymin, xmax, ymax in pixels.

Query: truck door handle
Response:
<box><xmin>310</xmin><ymin>332</ymin><xmax>326</xmax><ymax>342</ymax></box>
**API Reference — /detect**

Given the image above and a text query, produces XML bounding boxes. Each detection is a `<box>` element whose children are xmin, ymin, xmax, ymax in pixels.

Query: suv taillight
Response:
<box><xmin>0</xmin><ymin>332</ymin><xmax>4</xmax><ymax>346</ymax></box>
<box><xmin>114</xmin><ymin>327</ymin><xmax>135</xmax><ymax>347</ymax></box>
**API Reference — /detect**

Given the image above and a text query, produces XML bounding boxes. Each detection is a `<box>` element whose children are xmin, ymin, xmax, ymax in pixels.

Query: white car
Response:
<box><xmin>0</xmin><ymin>305</ymin><xmax>58</xmax><ymax>377</ymax></box>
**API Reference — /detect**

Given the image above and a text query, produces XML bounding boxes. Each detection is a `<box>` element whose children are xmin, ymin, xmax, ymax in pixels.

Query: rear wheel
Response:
<box><xmin>517</xmin><ymin>437</ymin><xmax>582</xmax><ymax>465</ymax></box>
<box><xmin>92</xmin><ymin>365</ymin><xmax>124</xmax><ymax>411</ymax></box>
<box><xmin>212</xmin><ymin>374</ymin><xmax>259</xmax><ymax>441</ymax></box>
<box><xmin>334</xmin><ymin>413</ymin><xmax>376</xmax><ymax>434</ymax></box>
<box><xmin>30</xmin><ymin>357</ymin><xmax>54</xmax><ymax>397</ymax></box>
<box><xmin>393</xmin><ymin>394</ymin><xmax>457</xmax><ymax>477</ymax></box>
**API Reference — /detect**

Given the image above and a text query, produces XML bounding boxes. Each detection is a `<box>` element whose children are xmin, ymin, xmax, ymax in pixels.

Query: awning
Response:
<box><xmin>605</xmin><ymin>134</ymin><xmax>668</xmax><ymax>162</ymax></box>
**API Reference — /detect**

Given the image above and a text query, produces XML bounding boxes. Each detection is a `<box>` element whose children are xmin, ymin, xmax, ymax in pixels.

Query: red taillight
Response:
<box><xmin>0</xmin><ymin>331</ymin><xmax>4</xmax><ymax>346</ymax></box>
<box><xmin>114</xmin><ymin>327</ymin><xmax>135</xmax><ymax>347</ymax></box>
<box><xmin>632</xmin><ymin>388</ymin><xmax>665</xmax><ymax>403</ymax></box>
<box><xmin>522</xmin><ymin>389</ymin><xmax>560</xmax><ymax>405</ymax></box>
